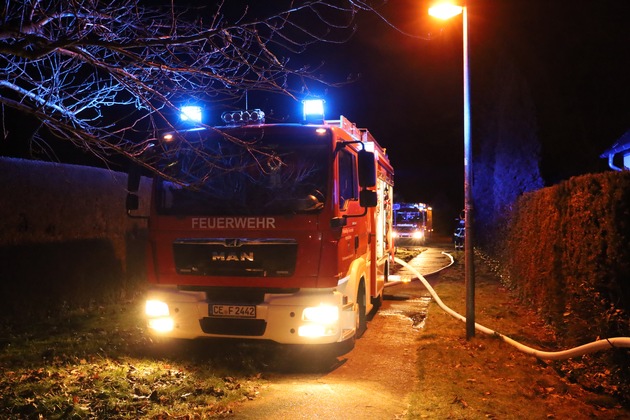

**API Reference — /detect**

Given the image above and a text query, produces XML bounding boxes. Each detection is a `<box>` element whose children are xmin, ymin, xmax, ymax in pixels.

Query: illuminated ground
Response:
<box><xmin>233</xmin><ymin>240</ymin><xmax>630</xmax><ymax>419</ymax></box>
<box><xmin>233</xmin><ymin>245</ymin><xmax>452</xmax><ymax>419</ymax></box>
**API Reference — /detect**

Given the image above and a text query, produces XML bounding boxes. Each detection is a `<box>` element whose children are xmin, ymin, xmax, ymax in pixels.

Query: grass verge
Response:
<box><xmin>407</xmin><ymin>251</ymin><xmax>629</xmax><ymax>419</ymax></box>
<box><xmin>0</xmin><ymin>303</ymin><xmax>264</xmax><ymax>419</ymax></box>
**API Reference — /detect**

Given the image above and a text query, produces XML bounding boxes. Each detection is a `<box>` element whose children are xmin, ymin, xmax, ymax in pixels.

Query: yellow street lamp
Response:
<box><xmin>429</xmin><ymin>1</ymin><xmax>475</xmax><ymax>339</ymax></box>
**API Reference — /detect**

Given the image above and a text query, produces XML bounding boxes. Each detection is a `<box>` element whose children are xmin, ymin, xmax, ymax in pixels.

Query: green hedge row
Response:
<box><xmin>502</xmin><ymin>171</ymin><xmax>630</xmax><ymax>344</ymax></box>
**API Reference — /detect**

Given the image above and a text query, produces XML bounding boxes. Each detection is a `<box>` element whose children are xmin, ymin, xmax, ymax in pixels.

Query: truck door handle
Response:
<box><xmin>355</xmin><ymin>235</ymin><xmax>359</xmax><ymax>250</ymax></box>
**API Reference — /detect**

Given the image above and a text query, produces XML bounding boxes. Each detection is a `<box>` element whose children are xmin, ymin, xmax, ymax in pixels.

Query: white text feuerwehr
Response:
<box><xmin>191</xmin><ymin>217</ymin><xmax>276</xmax><ymax>229</ymax></box>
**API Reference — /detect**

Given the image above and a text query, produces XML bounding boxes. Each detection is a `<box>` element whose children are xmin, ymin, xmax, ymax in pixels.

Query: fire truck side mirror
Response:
<box><xmin>126</xmin><ymin>166</ymin><xmax>141</xmax><ymax>212</ymax></box>
<box><xmin>126</xmin><ymin>166</ymin><xmax>149</xmax><ymax>219</ymax></box>
<box><xmin>359</xmin><ymin>189</ymin><xmax>378</xmax><ymax>208</ymax></box>
<box><xmin>126</xmin><ymin>191</ymin><xmax>149</xmax><ymax>219</ymax></box>
<box><xmin>126</xmin><ymin>193</ymin><xmax>139</xmax><ymax>211</ymax></box>
<box><xmin>357</xmin><ymin>150</ymin><xmax>376</xmax><ymax>188</ymax></box>
<box><xmin>128</xmin><ymin>166</ymin><xmax>141</xmax><ymax>192</ymax></box>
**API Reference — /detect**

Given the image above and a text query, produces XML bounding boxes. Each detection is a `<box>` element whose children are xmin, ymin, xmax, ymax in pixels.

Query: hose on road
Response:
<box><xmin>393</xmin><ymin>256</ymin><xmax>630</xmax><ymax>360</ymax></box>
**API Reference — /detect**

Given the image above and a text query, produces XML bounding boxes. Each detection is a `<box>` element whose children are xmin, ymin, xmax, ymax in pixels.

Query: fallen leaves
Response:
<box><xmin>451</xmin><ymin>395</ymin><xmax>469</xmax><ymax>409</ymax></box>
<box><xmin>0</xmin><ymin>306</ymin><xmax>263</xmax><ymax>418</ymax></box>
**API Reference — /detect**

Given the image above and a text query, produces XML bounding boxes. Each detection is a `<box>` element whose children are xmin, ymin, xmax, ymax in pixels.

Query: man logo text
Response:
<box><xmin>212</xmin><ymin>252</ymin><xmax>255</xmax><ymax>262</ymax></box>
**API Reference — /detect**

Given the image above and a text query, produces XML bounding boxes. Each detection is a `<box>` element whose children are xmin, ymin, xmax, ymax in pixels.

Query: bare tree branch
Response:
<box><xmin>0</xmin><ymin>0</ymin><xmax>378</xmax><ymax>181</ymax></box>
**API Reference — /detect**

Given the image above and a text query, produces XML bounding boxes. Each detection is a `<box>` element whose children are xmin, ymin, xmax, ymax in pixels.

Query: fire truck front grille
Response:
<box><xmin>173</xmin><ymin>238</ymin><xmax>297</xmax><ymax>277</ymax></box>
<box><xmin>199</xmin><ymin>318</ymin><xmax>267</xmax><ymax>336</ymax></box>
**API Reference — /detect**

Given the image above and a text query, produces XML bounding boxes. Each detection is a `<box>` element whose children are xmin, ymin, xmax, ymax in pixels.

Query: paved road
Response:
<box><xmin>232</xmin><ymin>242</ymin><xmax>455</xmax><ymax>419</ymax></box>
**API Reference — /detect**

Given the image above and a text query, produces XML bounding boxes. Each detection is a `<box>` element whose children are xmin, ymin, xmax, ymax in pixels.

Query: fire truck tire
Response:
<box><xmin>371</xmin><ymin>293</ymin><xmax>383</xmax><ymax>312</ymax></box>
<box><xmin>356</xmin><ymin>282</ymin><xmax>367</xmax><ymax>339</ymax></box>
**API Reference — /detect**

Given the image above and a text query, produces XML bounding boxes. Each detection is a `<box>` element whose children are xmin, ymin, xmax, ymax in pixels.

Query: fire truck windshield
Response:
<box><xmin>395</xmin><ymin>212</ymin><xmax>423</xmax><ymax>223</ymax></box>
<box><xmin>154</xmin><ymin>126</ymin><xmax>330</xmax><ymax>216</ymax></box>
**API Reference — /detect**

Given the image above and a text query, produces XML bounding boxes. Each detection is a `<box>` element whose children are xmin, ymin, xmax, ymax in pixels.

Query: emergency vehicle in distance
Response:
<box><xmin>126</xmin><ymin>100</ymin><xmax>395</xmax><ymax>351</ymax></box>
<box><xmin>392</xmin><ymin>202</ymin><xmax>433</xmax><ymax>246</ymax></box>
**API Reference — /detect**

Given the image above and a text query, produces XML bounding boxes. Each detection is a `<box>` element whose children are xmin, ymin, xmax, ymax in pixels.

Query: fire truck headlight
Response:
<box><xmin>145</xmin><ymin>300</ymin><xmax>174</xmax><ymax>333</ymax></box>
<box><xmin>412</xmin><ymin>231</ymin><xmax>424</xmax><ymax>239</ymax></box>
<box><xmin>298</xmin><ymin>324</ymin><xmax>327</xmax><ymax>338</ymax></box>
<box><xmin>303</xmin><ymin>305</ymin><xmax>339</xmax><ymax>324</ymax></box>
<box><xmin>299</xmin><ymin>305</ymin><xmax>339</xmax><ymax>338</ymax></box>
<box><xmin>146</xmin><ymin>300</ymin><xmax>169</xmax><ymax>317</ymax></box>
<box><xmin>392</xmin><ymin>230</ymin><xmax>399</xmax><ymax>238</ymax></box>
<box><xmin>148</xmin><ymin>317</ymin><xmax>175</xmax><ymax>333</ymax></box>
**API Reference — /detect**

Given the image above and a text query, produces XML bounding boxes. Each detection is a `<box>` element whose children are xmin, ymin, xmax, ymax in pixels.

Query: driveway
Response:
<box><xmin>232</xmin><ymin>242</ymin><xmax>454</xmax><ymax>419</ymax></box>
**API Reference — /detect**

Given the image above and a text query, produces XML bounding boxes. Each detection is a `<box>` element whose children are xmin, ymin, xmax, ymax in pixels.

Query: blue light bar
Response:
<box><xmin>303</xmin><ymin>99</ymin><xmax>325</xmax><ymax>123</ymax></box>
<box><xmin>180</xmin><ymin>106</ymin><xmax>202</xmax><ymax>123</ymax></box>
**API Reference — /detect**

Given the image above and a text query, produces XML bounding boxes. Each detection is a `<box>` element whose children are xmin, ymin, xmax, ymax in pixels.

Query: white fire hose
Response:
<box><xmin>393</xmin><ymin>255</ymin><xmax>630</xmax><ymax>360</ymax></box>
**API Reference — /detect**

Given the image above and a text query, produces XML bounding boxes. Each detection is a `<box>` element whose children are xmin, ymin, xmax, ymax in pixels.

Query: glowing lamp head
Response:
<box><xmin>180</xmin><ymin>106</ymin><xmax>202</xmax><ymax>123</ymax></box>
<box><xmin>303</xmin><ymin>99</ymin><xmax>325</xmax><ymax>124</ymax></box>
<box><xmin>429</xmin><ymin>3</ymin><xmax>463</xmax><ymax>20</ymax></box>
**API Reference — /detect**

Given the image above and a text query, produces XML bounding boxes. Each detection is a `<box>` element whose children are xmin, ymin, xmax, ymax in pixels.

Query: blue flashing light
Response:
<box><xmin>303</xmin><ymin>99</ymin><xmax>325</xmax><ymax>123</ymax></box>
<box><xmin>180</xmin><ymin>106</ymin><xmax>202</xmax><ymax>123</ymax></box>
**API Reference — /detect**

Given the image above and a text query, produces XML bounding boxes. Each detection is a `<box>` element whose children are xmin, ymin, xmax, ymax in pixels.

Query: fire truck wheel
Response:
<box><xmin>371</xmin><ymin>293</ymin><xmax>383</xmax><ymax>312</ymax></box>
<box><xmin>356</xmin><ymin>282</ymin><xmax>367</xmax><ymax>339</ymax></box>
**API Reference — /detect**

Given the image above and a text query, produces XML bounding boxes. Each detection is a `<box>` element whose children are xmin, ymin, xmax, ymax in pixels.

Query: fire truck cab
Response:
<box><xmin>393</xmin><ymin>202</ymin><xmax>433</xmax><ymax>246</ymax></box>
<box><xmin>127</xmin><ymin>103</ymin><xmax>394</xmax><ymax>350</ymax></box>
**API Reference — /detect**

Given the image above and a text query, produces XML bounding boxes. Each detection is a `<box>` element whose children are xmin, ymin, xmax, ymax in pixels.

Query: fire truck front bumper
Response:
<box><xmin>144</xmin><ymin>286</ymin><xmax>356</xmax><ymax>345</ymax></box>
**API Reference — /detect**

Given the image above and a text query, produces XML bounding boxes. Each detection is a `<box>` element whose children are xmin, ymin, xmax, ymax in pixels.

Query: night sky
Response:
<box><xmin>2</xmin><ymin>1</ymin><xmax>629</xmax><ymax>230</ymax></box>
<box><xmin>286</xmin><ymin>0</ymin><xmax>630</xmax><ymax>226</ymax></box>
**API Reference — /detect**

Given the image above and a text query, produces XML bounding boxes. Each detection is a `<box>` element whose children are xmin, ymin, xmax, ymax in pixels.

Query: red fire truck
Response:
<box><xmin>127</xmin><ymin>103</ymin><xmax>394</xmax><ymax>350</ymax></box>
<box><xmin>393</xmin><ymin>202</ymin><xmax>433</xmax><ymax>246</ymax></box>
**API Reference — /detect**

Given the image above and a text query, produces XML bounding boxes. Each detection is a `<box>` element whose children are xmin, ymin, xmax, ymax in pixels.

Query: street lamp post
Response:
<box><xmin>429</xmin><ymin>1</ymin><xmax>475</xmax><ymax>339</ymax></box>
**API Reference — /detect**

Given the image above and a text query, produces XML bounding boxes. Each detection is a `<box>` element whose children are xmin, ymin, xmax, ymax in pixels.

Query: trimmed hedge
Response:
<box><xmin>0</xmin><ymin>157</ymin><xmax>150</xmax><ymax>318</ymax></box>
<box><xmin>502</xmin><ymin>171</ymin><xmax>630</xmax><ymax>344</ymax></box>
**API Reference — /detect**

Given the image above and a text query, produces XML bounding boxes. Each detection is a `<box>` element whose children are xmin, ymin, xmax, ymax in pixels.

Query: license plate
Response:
<box><xmin>210</xmin><ymin>304</ymin><xmax>256</xmax><ymax>318</ymax></box>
